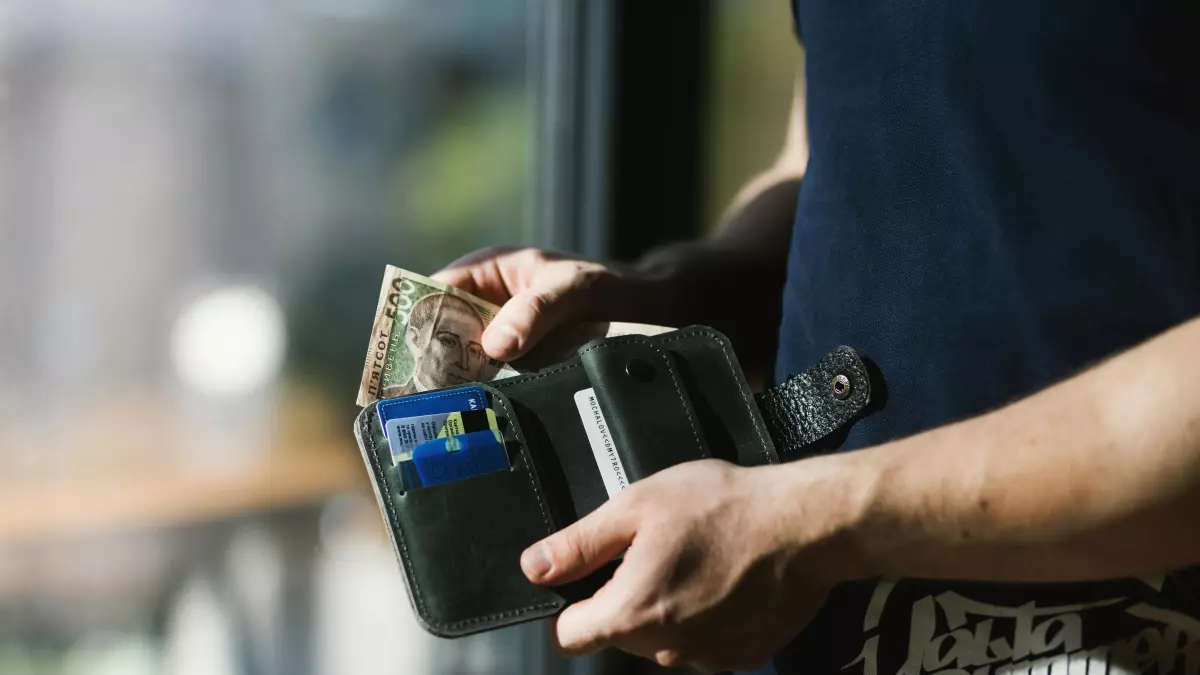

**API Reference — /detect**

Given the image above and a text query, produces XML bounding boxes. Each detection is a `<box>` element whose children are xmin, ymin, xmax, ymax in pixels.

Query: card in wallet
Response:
<box><xmin>353</xmin><ymin>325</ymin><xmax>875</xmax><ymax>637</ymax></box>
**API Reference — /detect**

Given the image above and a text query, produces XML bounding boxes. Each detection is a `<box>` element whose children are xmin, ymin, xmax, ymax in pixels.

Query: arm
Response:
<box><xmin>432</xmin><ymin>65</ymin><xmax>809</xmax><ymax>374</ymax></box>
<box><xmin>633</xmin><ymin>66</ymin><xmax>810</xmax><ymax>373</ymax></box>
<box><xmin>519</xmin><ymin>315</ymin><xmax>1200</xmax><ymax>672</ymax></box>
<box><xmin>839</xmin><ymin>314</ymin><xmax>1200</xmax><ymax>582</ymax></box>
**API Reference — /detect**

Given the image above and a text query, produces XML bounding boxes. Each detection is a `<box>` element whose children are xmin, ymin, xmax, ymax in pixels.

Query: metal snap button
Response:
<box><xmin>625</xmin><ymin>358</ymin><xmax>656</xmax><ymax>382</ymax></box>
<box><xmin>831</xmin><ymin>374</ymin><xmax>851</xmax><ymax>400</ymax></box>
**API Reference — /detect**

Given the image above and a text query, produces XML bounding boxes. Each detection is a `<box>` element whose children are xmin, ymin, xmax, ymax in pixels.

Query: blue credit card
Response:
<box><xmin>376</xmin><ymin>385</ymin><xmax>487</xmax><ymax>428</ymax></box>
<box><xmin>410</xmin><ymin>429</ymin><xmax>509</xmax><ymax>488</ymax></box>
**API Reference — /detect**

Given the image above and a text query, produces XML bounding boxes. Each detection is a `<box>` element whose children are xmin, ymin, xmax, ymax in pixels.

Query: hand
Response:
<box><xmin>432</xmin><ymin>247</ymin><xmax>648</xmax><ymax>361</ymax></box>
<box><xmin>519</xmin><ymin>458</ymin><xmax>862</xmax><ymax>673</ymax></box>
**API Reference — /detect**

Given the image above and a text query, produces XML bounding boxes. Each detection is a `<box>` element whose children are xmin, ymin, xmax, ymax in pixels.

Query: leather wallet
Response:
<box><xmin>353</xmin><ymin>325</ymin><xmax>873</xmax><ymax>637</ymax></box>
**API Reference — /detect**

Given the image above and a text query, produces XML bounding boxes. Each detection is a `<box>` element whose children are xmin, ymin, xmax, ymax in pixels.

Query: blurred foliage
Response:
<box><xmin>288</xmin><ymin>84</ymin><xmax>530</xmax><ymax>408</ymax></box>
<box><xmin>288</xmin><ymin>0</ymin><xmax>803</xmax><ymax>407</ymax></box>
<box><xmin>705</xmin><ymin>0</ymin><xmax>803</xmax><ymax>230</ymax></box>
<box><xmin>286</xmin><ymin>242</ymin><xmax>389</xmax><ymax>418</ymax></box>
<box><xmin>390</xmin><ymin>87</ymin><xmax>530</xmax><ymax>240</ymax></box>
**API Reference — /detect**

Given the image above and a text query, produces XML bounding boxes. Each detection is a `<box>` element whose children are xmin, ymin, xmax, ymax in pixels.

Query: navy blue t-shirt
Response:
<box><xmin>767</xmin><ymin>1</ymin><xmax>1200</xmax><ymax>674</ymax></box>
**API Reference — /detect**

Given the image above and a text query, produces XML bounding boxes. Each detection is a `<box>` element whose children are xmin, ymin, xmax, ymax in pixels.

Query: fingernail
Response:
<box><xmin>521</xmin><ymin>544</ymin><xmax>553</xmax><ymax>579</ymax></box>
<box><xmin>484</xmin><ymin>325</ymin><xmax>519</xmax><ymax>358</ymax></box>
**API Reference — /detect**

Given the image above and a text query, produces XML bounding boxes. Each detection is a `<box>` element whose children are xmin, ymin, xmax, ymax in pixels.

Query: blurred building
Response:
<box><xmin>0</xmin><ymin>1</ymin><xmax>529</xmax><ymax>673</ymax></box>
<box><xmin>0</xmin><ymin>1</ymin><xmax>796</xmax><ymax>673</ymax></box>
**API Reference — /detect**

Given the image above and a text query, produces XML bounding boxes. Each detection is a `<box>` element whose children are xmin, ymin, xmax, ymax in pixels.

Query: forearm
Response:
<box><xmin>630</xmin><ymin>174</ymin><xmax>800</xmax><ymax>376</ymax></box>
<box><xmin>627</xmin><ymin>65</ymin><xmax>808</xmax><ymax>372</ymax></box>
<box><xmin>808</xmin><ymin>316</ymin><xmax>1200</xmax><ymax>583</ymax></box>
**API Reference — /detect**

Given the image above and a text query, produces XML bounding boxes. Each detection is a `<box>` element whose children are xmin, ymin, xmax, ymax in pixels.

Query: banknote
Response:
<box><xmin>355</xmin><ymin>265</ymin><xmax>673</xmax><ymax>406</ymax></box>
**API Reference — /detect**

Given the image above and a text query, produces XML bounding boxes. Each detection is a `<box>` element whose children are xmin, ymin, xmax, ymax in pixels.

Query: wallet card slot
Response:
<box><xmin>354</xmin><ymin>386</ymin><xmax>566</xmax><ymax>637</ymax></box>
<box><xmin>577</xmin><ymin>337</ymin><xmax>710</xmax><ymax>483</ymax></box>
<box><xmin>389</xmin><ymin>468</ymin><xmax>562</xmax><ymax>635</ymax></box>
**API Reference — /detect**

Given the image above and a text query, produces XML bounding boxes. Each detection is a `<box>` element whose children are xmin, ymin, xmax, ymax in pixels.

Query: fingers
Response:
<box><xmin>553</xmin><ymin>583</ymin><xmax>637</xmax><ymax>657</ymax></box>
<box><xmin>431</xmin><ymin>247</ymin><xmax>598</xmax><ymax>360</ymax></box>
<box><xmin>428</xmin><ymin>265</ymin><xmax>477</xmax><ymax>294</ymax></box>
<box><xmin>526</xmin><ymin>499</ymin><xmax>643</xmax><ymax>656</ymax></box>
<box><xmin>483</xmin><ymin>274</ymin><xmax>588</xmax><ymax>360</ymax></box>
<box><xmin>521</xmin><ymin>499</ymin><xmax>638</xmax><ymax>586</ymax></box>
<box><xmin>430</xmin><ymin>245</ymin><xmax>522</xmax><ymax>302</ymax></box>
<box><xmin>553</xmin><ymin>585</ymin><xmax>693</xmax><ymax>664</ymax></box>
<box><xmin>432</xmin><ymin>245</ymin><xmax>628</xmax><ymax>362</ymax></box>
<box><xmin>434</xmin><ymin>243</ymin><xmax>537</xmax><ymax>302</ymax></box>
<box><xmin>434</xmin><ymin>245</ymin><xmax>521</xmax><ymax>281</ymax></box>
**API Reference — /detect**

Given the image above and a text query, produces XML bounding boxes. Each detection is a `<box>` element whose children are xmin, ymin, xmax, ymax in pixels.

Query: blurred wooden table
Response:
<box><xmin>0</xmin><ymin>443</ymin><xmax>364</xmax><ymax>545</ymax></box>
<box><xmin>0</xmin><ymin>392</ymin><xmax>369</xmax><ymax>675</ymax></box>
<box><xmin>0</xmin><ymin>385</ymin><xmax>368</xmax><ymax>545</ymax></box>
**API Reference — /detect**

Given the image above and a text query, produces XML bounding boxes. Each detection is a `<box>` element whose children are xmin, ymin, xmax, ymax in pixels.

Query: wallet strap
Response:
<box><xmin>755</xmin><ymin>346</ymin><xmax>873</xmax><ymax>458</ymax></box>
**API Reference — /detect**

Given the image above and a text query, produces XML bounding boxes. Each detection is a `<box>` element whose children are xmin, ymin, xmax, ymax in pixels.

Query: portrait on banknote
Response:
<box><xmin>386</xmin><ymin>291</ymin><xmax>490</xmax><ymax>397</ymax></box>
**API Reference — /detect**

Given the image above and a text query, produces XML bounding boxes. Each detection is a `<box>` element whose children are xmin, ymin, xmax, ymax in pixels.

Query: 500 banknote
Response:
<box><xmin>356</xmin><ymin>265</ymin><xmax>672</xmax><ymax>406</ymax></box>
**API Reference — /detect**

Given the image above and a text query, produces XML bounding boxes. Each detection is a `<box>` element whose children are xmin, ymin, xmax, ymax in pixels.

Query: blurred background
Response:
<box><xmin>0</xmin><ymin>1</ymin><xmax>798</xmax><ymax>673</ymax></box>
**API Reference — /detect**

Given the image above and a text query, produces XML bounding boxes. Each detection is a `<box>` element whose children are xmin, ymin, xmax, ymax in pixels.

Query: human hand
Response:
<box><xmin>519</xmin><ymin>458</ymin><xmax>863</xmax><ymax>673</ymax></box>
<box><xmin>431</xmin><ymin>247</ymin><xmax>649</xmax><ymax>361</ymax></box>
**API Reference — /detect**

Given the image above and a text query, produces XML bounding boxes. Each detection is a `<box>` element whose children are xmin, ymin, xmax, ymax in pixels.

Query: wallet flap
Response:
<box><xmin>656</xmin><ymin>327</ymin><xmax>779</xmax><ymax>466</ymax></box>
<box><xmin>754</xmin><ymin>345</ymin><xmax>872</xmax><ymax>458</ymax></box>
<box><xmin>578</xmin><ymin>337</ymin><xmax>710</xmax><ymax>481</ymax></box>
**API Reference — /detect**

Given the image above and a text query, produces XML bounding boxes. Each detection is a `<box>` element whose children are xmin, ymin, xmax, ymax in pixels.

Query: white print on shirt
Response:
<box><xmin>842</xmin><ymin>581</ymin><xmax>1200</xmax><ymax>675</ymax></box>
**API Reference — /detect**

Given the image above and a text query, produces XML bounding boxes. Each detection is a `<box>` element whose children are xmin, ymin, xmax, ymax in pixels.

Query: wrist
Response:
<box><xmin>623</xmin><ymin>242</ymin><xmax>724</xmax><ymax>325</ymax></box>
<box><xmin>765</xmin><ymin>449</ymin><xmax>889</xmax><ymax>584</ymax></box>
<box><xmin>835</xmin><ymin>431</ymin><xmax>982</xmax><ymax>583</ymax></box>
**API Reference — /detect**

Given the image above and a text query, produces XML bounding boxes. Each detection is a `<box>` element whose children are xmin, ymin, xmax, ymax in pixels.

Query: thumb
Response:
<box><xmin>521</xmin><ymin>500</ymin><xmax>638</xmax><ymax>585</ymax></box>
<box><xmin>484</xmin><ymin>277</ymin><xmax>587</xmax><ymax>360</ymax></box>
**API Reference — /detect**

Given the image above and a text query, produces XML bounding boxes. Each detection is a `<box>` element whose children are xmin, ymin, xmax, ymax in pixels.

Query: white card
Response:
<box><xmin>385</xmin><ymin>412</ymin><xmax>452</xmax><ymax>464</ymax></box>
<box><xmin>574</xmin><ymin>388</ymin><xmax>629</xmax><ymax>498</ymax></box>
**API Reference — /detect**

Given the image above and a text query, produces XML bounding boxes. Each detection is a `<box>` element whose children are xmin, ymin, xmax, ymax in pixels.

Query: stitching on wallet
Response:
<box><xmin>361</xmin><ymin>411</ymin><xmax>429</xmax><ymax>619</ymax></box>
<box><xmin>485</xmin><ymin>386</ymin><xmax>555</xmax><ymax>537</ymax></box>
<box><xmin>579</xmin><ymin>338</ymin><xmax>706</xmax><ymax>461</ymax></box>
<box><xmin>491</xmin><ymin>361</ymin><xmax>580</xmax><ymax>388</ymax></box>
<box><xmin>659</xmin><ymin>328</ymin><xmax>775</xmax><ymax>465</ymax></box>
<box><xmin>376</xmin><ymin>387</ymin><xmax>480</xmax><ymax>419</ymax></box>
<box><xmin>440</xmin><ymin>602</ymin><xmax>563</xmax><ymax>631</ymax></box>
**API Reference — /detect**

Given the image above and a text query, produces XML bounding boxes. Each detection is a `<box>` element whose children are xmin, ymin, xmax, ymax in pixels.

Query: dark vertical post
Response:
<box><xmin>608</xmin><ymin>0</ymin><xmax>713</xmax><ymax>262</ymax></box>
<box><xmin>533</xmin><ymin>2</ymin><xmax>714</xmax><ymax>671</ymax></box>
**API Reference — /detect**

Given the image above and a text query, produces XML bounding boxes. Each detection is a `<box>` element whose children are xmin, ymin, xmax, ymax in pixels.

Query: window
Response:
<box><xmin>705</xmin><ymin>0</ymin><xmax>801</xmax><ymax>230</ymax></box>
<box><xmin>0</xmin><ymin>2</ymin><xmax>800</xmax><ymax>673</ymax></box>
<box><xmin>0</xmin><ymin>1</ymin><xmax>537</xmax><ymax>673</ymax></box>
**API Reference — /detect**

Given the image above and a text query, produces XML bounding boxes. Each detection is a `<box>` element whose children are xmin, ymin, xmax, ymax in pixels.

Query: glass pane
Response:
<box><xmin>0</xmin><ymin>0</ymin><xmax>536</xmax><ymax>673</ymax></box>
<box><xmin>705</xmin><ymin>0</ymin><xmax>801</xmax><ymax>230</ymax></box>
